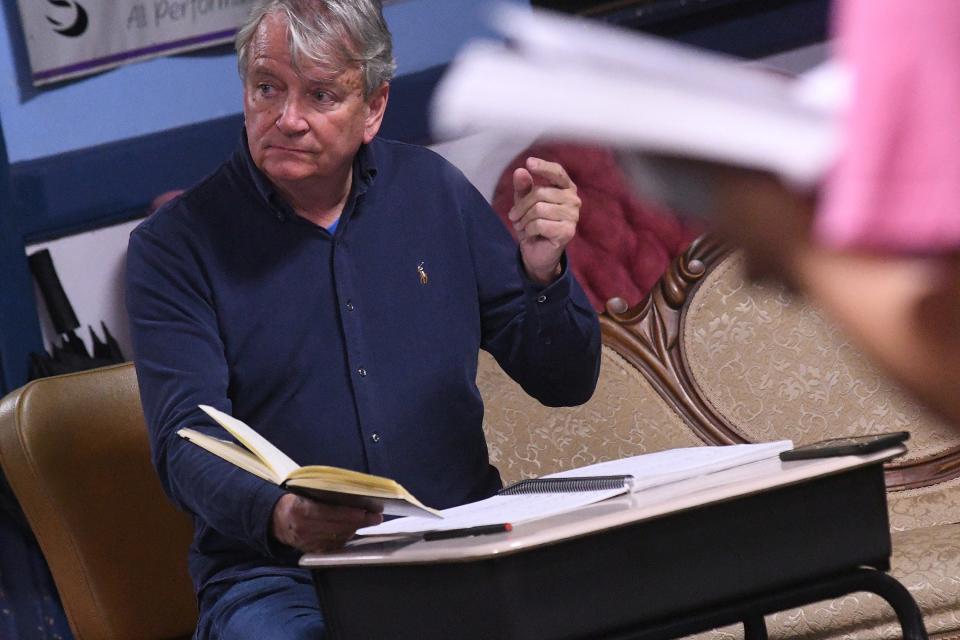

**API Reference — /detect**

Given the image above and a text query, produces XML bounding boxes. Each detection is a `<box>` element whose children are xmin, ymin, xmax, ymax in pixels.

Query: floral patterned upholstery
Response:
<box><xmin>480</xmin><ymin>347</ymin><xmax>704</xmax><ymax>486</ymax></box>
<box><xmin>683</xmin><ymin>254</ymin><xmax>960</xmax><ymax>469</ymax></box>
<box><xmin>477</xmin><ymin>244</ymin><xmax>960</xmax><ymax>639</ymax></box>
<box><xmin>683</xmin><ymin>254</ymin><xmax>960</xmax><ymax>527</ymax></box>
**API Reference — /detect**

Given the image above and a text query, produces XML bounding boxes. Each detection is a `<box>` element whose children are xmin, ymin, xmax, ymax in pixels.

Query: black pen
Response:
<box><xmin>422</xmin><ymin>523</ymin><xmax>513</xmax><ymax>541</ymax></box>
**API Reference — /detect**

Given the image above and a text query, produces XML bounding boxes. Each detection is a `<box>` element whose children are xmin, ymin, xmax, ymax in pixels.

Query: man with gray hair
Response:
<box><xmin>126</xmin><ymin>0</ymin><xmax>600</xmax><ymax>637</ymax></box>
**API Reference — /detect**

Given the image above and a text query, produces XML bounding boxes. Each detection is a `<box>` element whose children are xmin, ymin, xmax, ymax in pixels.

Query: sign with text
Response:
<box><xmin>17</xmin><ymin>0</ymin><xmax>255</xmax><ymax>86</ymax></box>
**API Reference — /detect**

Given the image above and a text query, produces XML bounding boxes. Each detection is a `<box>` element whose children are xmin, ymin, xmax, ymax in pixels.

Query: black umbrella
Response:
<box><xmin>27</xmin><ymin>249</ymin><xmax>124</xmax><ymax>380</ymax></box>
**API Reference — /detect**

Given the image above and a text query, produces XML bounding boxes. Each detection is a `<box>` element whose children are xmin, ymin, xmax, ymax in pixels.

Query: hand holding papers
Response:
<box><xmin>358</xmin><ymin>441</ymin><xmax>791</xmax><ymax>535</ymax></box>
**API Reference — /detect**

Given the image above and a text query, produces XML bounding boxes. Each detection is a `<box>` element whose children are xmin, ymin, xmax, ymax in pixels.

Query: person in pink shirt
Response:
<box><xmin>714</xmin><ymin>0</ymin><xmax>960</xmax><ymax>426</ymax></box>
<box><xmin>817</xmin><ymin>0</ymin><xmax>960</xmax><ymax>252</ymax></box>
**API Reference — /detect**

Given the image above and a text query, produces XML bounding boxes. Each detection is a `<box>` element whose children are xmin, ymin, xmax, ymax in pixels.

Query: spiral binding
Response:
<box><xmin>498</xmin><ymin>475</ymin><xmax>633</xmax><ymax>495</ymax></box>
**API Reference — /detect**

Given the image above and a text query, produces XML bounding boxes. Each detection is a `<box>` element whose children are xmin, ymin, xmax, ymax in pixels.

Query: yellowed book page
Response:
<box><xmin>286</xmin><ymin>473</ymin><xmax>437</xmax><ymax>510</ymax></box>
<box><xmin>198</xmin><ymin>405</ymin><xmax>300</xmax><ymax>480</ymax></box>
<box><xmin>286</xmin><ymin>476</ymin><xmax>442</xmax><ymax>518</ymax></box>
<box><xmin>177</xmin><ymin>428</ymin><xmax>278</xmax><ymax>483</ymax></box>
<box><xmin>193</xmin><ymin>406</ymin><xmax>442</xmax><ymax>518</ymax></box>
<box><xmin>286</xmin><ymin>465</ymin><xmax>401</xmax><ymax>493</ymax></box>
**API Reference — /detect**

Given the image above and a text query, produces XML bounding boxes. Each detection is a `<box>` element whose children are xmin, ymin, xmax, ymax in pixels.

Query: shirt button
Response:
<box><xmin>357</xmin><ymin>367</ymin><xmax>367</xmax><ymax>377</ymax></box>
<box><xmin>537</xmin><ymin>294</ymin><xmax>547</xmax><ymax>303</ymax></box>
<box><xmin>346</xmin><ymin>301</ymin><xmax>355</xmax><ymax>311</ymax></box>
<box><xmin>371</xmin><ymin>432</ymin><xmax>381</xmax><ymax>443</ymax></box>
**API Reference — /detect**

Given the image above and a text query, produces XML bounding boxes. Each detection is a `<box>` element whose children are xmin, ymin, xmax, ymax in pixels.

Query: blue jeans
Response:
<box><xmin>195</xmin><ymin>572</ymin><xmax>325</xmax><ymax>639</ymax></box>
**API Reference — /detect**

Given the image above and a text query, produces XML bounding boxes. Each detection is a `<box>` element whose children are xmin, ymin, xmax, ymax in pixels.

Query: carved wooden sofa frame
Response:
<box><xmin>479</xmin><ymin>234</ymin><xmax>960</xmax><ymax>640</ymax></box>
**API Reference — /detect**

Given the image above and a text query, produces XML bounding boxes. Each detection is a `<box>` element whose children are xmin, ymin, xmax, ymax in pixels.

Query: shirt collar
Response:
<box><xmin>240</xmin><ymin>130</ymin><xmax>378</xmax><ymax>224</ymax></box>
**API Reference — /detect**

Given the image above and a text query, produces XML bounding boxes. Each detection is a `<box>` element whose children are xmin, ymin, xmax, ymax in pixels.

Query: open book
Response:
<box><xmin>431</xmin><ymin>5</ymin><xmax>846</xmax><ymax>210</ymax></box>
<box><xmin>177</xmin><ymin>405</ymin><xmax>441</xmax><ymax>519</ymax></box>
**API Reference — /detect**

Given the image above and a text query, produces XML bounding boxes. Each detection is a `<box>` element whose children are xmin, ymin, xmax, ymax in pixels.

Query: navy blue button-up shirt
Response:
<box><xmin>126</xmin><ymin>134</ymin><xmax>601</xmax><ymax>594</ymax></box>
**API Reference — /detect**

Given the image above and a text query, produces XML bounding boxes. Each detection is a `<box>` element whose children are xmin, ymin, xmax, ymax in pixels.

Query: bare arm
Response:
<box><xmin>793</xmin><ymin>247</ymin><xmax>960</xmax><ymax>426</ymax></box>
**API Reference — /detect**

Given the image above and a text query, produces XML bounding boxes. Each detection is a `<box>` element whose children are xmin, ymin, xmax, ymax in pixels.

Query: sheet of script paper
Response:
<box><xmin>358</xmin><ymin>440</ymin><xmax>791</xmax><ymax>535</ymax></box>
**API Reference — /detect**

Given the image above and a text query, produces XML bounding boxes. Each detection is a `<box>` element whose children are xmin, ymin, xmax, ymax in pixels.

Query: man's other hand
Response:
<box><xmin>271</xmin><ymin>493</ymin><xmax>383</xmax><ymax>553</ymax></box>
<box><xmin>508</xmin><ymin>157</ymin><xmax>581</xmax><ymax>286</ymax></box>
<box><xmin>711</xmin><ymin>166</ymin><xmax>816</xmax><ymax>286</ymax></box>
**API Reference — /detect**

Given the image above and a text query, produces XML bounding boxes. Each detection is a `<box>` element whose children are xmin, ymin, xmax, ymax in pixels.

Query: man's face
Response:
<box><xmin>242</xmin><ymin>14</ymin><xmax>388</xmax><ymax>189</ymax></box>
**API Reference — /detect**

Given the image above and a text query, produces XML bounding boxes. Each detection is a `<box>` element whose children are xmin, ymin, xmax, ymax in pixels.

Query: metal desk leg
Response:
<box><xmin>736</xmin><ymin>568</ymin><xmax>928</xmax><ymax>640</ymax></box>
<box><xmin>730</xmin><ymin>568</ymin><xmax>927</xmax><ymax>640</ymax></box>
<box><xmin>601</xmin><ymin>568</ymin><xmax>927</xmax><ymax>640</ymax></box>
<box><xmin>742</xmin><ymin>616</ymin><xmax>768</xmax><ymax>640</ymax></box>
<box><xmin>852</xmin><ymin>570</ymin><xmax>927</xmax><ymax>640</ymax></box>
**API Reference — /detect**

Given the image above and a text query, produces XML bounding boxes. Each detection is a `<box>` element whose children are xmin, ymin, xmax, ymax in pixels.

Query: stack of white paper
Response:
<box><xmin>358</xmin><ymin>441</ymin><xmax>792</xmax><ymax>535</ymax></box>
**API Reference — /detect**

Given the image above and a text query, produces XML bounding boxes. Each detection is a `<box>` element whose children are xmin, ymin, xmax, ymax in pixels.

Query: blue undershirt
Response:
<box><xmin>126</xmin><ymin>133</ymin><xmax>601</xmax><ymax>596</ymax></box>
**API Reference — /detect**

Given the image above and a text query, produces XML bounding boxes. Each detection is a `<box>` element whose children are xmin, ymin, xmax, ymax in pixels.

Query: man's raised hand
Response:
<box><xmin>508</xmin><ymin>157</ymin><xmax>581</xmax><ymax>286</ymax></box>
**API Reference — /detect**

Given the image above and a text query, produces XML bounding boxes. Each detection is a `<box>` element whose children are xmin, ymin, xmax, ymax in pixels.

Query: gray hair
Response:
<box><xmin>236</xmin><ymin>0</ymin><xmax>396</xmax><ymax>98</ymax></box>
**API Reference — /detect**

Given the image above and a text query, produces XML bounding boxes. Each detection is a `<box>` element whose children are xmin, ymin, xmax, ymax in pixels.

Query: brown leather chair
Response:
<box><xmin>0</xmin><ymin>363</ymin><xmax>197</xmax><ymax>640</ymax></box>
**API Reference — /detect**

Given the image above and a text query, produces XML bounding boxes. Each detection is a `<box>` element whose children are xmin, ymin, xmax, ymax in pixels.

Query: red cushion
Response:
<box><xmin>491</xmin><ymin>142</ymin><xmax>700</xmax><ymax>311</ymax></box>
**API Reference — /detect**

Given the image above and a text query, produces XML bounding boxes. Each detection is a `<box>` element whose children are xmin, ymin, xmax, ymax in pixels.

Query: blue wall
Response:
<box><xmin>0</xmin><ymin>0</ymin><xmax>515</xmax><ymax>394</ymax></box>
<box><xmin>0</xmin><ymin>0</ymin><xmax>504</xmax><ymax>162</ymax></box>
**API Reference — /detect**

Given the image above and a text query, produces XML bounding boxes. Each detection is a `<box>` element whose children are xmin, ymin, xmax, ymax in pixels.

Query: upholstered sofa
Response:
<box><xmin>479</xmin><ymin>235</ymin><xmax>960</xmax><ymax>639</ymax></box>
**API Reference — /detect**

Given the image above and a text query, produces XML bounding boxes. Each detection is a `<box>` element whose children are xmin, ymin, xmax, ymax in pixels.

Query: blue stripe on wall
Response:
<box><xmin>8</xmin><ymin>63</ymin><xmax>447</xmax><ymax>246</ymax></box>
<box><xmin>10</xmin><ymin>113</ymin><xmax>243</xmax><ymax>243</ymax></box>
<box><xmin>0</xmin><ymin>116</ymin><xmax>43</xmax><ymax>393</ymax></box>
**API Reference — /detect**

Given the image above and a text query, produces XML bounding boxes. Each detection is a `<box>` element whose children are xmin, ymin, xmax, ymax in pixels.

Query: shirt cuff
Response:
<box><xmin>518</xmin><ymin>251</ymin><xmax>594</xmax><ymax>321</ymax></box>
<box><xmin>519</xmin><ymin>251</ymin><xmax>572</xmax><ymax>307</ymax></box>
<box><xmin>247</xmin><ymin>481</ymin><xmax>294</xmax><ymax>559</ymax></box>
